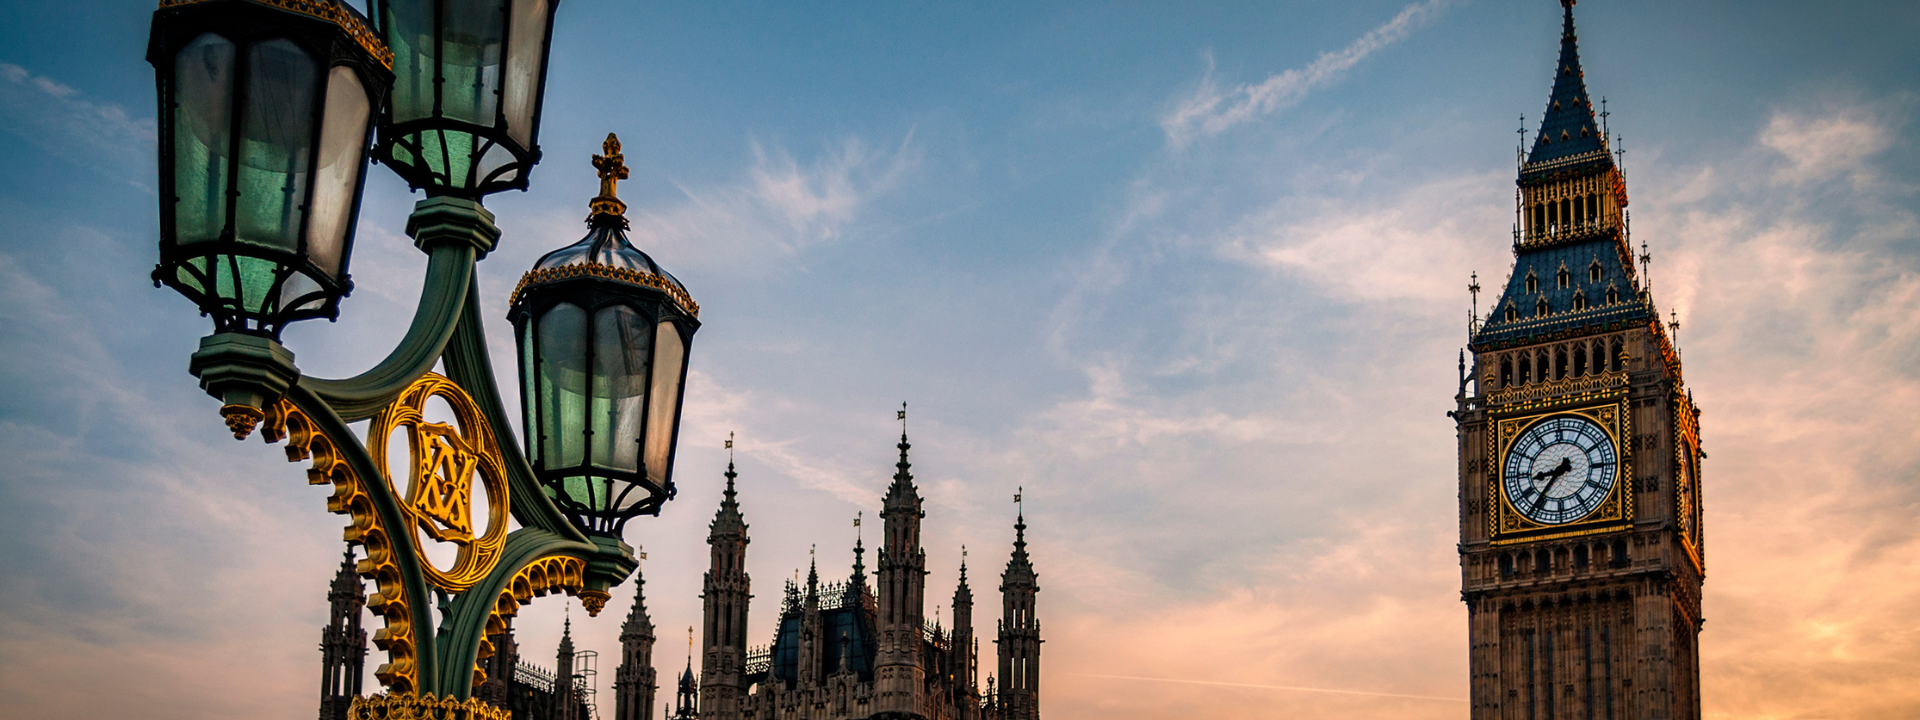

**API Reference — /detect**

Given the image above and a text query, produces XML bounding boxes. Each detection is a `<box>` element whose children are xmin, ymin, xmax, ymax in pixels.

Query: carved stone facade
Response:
<box><xmin>1456</xmin><ymin>4</ymin><xmax>1705</xmax><ymax>719</ymax></box>
<box><xmin>644</xmin><ymin>431</ymin><xmax>1040</xmax><ymax>720</ymax></box>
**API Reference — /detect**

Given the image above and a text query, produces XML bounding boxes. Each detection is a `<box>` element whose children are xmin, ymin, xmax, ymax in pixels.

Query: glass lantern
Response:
<box><xmin>369</xmin><ymin>0</ymin><xmax>559</xmax><ymax>197</ymax></box>
<box><xmin>509</xmin><ymin>135</ymin><xmax>699</xmax><ymax>536</ymax></box>
<box><xmin>148</xmin><ymin>0</ymin><xmax>393</xmax><ymax>338</ymax></box>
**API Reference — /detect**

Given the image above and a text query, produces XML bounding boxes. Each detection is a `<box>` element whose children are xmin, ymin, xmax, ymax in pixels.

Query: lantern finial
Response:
<box><xmin>591</xmin><ymin>133</ymin><xmax>630</xmax><ymax>219</ymax></box>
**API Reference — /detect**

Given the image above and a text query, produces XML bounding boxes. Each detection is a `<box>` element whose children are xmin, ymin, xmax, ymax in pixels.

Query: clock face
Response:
<box><xmin>1503</xmin><ymin>415</ymin><xmax>1618</xmax><ymax>525</ymax></box>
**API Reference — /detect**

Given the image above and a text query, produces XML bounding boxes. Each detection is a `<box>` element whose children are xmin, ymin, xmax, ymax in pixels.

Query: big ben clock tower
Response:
<box><xmin>1456</xmin><ymin>2</ymin><xmax>1705</xmax><ymax>719</ymax></box>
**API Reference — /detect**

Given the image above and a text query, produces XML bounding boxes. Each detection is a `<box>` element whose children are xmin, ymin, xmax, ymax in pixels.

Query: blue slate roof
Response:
<box><xmin>1525</xmin><ymin>2</ymin><xmax>1607</xmax><ymax>170</ymax></box>
<box><xmin>1473</xmin><ymin>235</ymin><xmax>1650</xmax><ymax>349</ymax></box>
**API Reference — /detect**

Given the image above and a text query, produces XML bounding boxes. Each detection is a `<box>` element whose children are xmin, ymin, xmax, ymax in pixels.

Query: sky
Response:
<box><xmin>2</xmin><ymin>0</ymin><xmax>1919</xmax><ymax>718</ymax></box>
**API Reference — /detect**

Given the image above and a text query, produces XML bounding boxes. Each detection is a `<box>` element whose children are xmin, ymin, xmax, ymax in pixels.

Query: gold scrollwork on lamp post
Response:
<box><xmin>347</xmin><ymin>693</ymin><xmax>509</xmax><ymax>720</ymax></box>
<box><xmin>261</xmin><ymin>400</ymin><xmax>421</xmax><ymax>693</ymax></box>
<box><xmin>369</xmin><ymin>373</ymin><xmax>512</xmax><ymax>593</ymax></box>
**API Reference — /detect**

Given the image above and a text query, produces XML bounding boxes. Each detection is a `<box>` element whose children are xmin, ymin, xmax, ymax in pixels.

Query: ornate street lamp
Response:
<box><xmin>369</xmin><ymin>0</ymin><xmax>559</xmax><ymax>198</ymax></box>
<box><xmin>509</xmin><ymin>134</ymin><xmax>700</xmax><ymax>537</ymax></box>
<box><xmin>147</xmin><ymin>0</ymin><xmax>392</xmax><ymax>339</ymax></box>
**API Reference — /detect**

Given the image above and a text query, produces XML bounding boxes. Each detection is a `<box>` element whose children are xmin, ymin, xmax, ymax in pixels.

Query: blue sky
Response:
<box><xmin>3</xmin><ymin>1</ymin><xmax>1920</xmax><ymax>718</ymax></box>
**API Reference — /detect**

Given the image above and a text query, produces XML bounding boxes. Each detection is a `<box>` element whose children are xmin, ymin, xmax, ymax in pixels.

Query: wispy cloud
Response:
<box><xmin>1161</xmin><ymin>0</ymin><xmax>1447</xmax><ymax>148</ymax></box>
<box><xmin>1758</xmin><ymin>101</ymin><xmax>1902</xmax><ymax>188</ymax></box>
<box><xmin>0</xmin><ymin>63</ymin><xmax>156</xmax><ymax>189</ymax></box>
<box><xmin>629</xmin><ymin>132</ymin><xmax>921</xmax><ymax>268</ymax></box>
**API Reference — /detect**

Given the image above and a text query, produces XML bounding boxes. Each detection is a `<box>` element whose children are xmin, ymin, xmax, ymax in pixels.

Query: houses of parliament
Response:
<box><xmin>317</xmin><ymin>428</ymin><xmax>1043</xmax><ymax>720</ymax></box>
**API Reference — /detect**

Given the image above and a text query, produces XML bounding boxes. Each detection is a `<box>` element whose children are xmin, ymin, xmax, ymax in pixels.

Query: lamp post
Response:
<box><xmin>510</xmin><ymin>134</ymin><xmax>699</xmax><ymax>537</ymax></box>
<box><xmin>145</xmin><ymin>0</ymin><xmax>682</xmax><ymax>714</ymax></box>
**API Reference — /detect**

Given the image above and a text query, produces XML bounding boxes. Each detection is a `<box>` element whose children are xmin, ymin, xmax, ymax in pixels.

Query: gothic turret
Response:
<box><xmin>671</xmin><ymin>646</ymin><xmax>699</xmax><ymax>720</ymax></box>
<box><xmin>875</xmin><ymin>421</ymin><xmax>929</xmax><ymax>715</ymax></box>
<box><xmin>700</xmin><ymin>457</ymin><xmax>751</xmax><ymax>720</ymax></box>
<box><xmin>556</xmin><ymin>617</ymin><xmax>580</xmax><ymax>720</ymax></box>
<box><xmin>319</xmin><ymin>550</ymin><xmax>367</xmax><ymax>720</ymax></box>
<box><xmin>952</xmin><ymin>551</ymin><xmax>977</xmax><ymax>719</ymax></box>
<box><xmin>615</xmin><ymin>572</ymin><xmax>659</xmax><ymax>720</ymax></box>
<box><xmin>997</xmin><ymin>507</ymin><xmax>1041</xmax><ymax>720</ymax></box>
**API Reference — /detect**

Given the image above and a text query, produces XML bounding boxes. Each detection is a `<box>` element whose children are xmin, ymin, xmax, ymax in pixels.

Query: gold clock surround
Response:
<box><xmin>1487</xmin><ymin>399</ymin><xmax>1634</xmax><ymax>545</ymax></box>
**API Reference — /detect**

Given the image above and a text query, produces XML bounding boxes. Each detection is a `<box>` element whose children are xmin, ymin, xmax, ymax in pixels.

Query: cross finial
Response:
<box><xmin>1468</xmin><ymin>271</ymin><xmax>1482</xmax><ymax>331</ymax></box>
<box><xmin>590</xmin><ymin>133</ymin><xmax>630</xmax><ymax>218</ymax></box>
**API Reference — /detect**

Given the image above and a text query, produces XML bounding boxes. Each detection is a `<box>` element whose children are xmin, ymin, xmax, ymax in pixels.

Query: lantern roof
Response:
<box><xmin>509</xmin><ymin>134</ymin><xmax>698</xmax><ymax>317</ymax></box>
<box><xmin>152</xmin><ymin>0</ymin><xmax>392</xmax><ymax>69</ymax></box>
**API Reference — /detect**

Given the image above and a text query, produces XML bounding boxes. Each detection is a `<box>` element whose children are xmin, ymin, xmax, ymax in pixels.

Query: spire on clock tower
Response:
<box><xmin>1527</xmin><ymin>0</ymin><xmax>1606</xmax><ymax>167</ymax></box>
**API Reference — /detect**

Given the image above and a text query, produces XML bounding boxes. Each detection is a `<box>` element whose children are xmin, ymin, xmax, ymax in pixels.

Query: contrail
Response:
<box><xmin>1070</xmin><ymin>673</ymin><xmax>1467</xmax><ymax>703</ymax></box>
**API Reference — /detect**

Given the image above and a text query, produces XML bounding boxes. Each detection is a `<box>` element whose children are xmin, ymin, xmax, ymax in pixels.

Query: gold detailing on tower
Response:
<box><xmin>509</xmin><ymin>262</ymin><xmax>701</xmax><ymax>318</ymax></box>
<box><xmin>261</xmin><ymin>401</ymin><xmax>418</xmax><ymax>693</ymax></box>
<box><xmin>1485</xmin><ymin>402</ymin><xmax>1634</xmax><ymax>545</ymax></box>
<box><xmin>1488</xmin><ymin>369</ymin><xmax>1628</xmax><ymax>409</ymax></box>
<box><xmin>369</xmin><ymin>374</ymin><xmax>512</xmax><ymax>593</ymax></box>
<box><xmin>347</xmin><ymin>693</ymin><xmax>510</xmax><ymax>720</ymax></box>
<box><xmin>590</xmin><ymin>133</ymin><xmax>630</xmax><ymax>218</ymax></box>
<box><xmin>472</xmin><ymin>555</ymin><xmax>588</xmax><ymax>687</ymax></box>
<box><xmin>157</xmin><ymin>0</ymin><xmax>394</xmax><ymax>69</ymax></box>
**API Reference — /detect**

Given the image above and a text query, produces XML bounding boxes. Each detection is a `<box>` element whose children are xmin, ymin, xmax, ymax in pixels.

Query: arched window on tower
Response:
<box><xmin>1557</xmin><ymin>267</ymin><xmax>1570</xmax><ymax>289</ymax></box>
<box><xmin>1573</xmin><ymin>345</ymin><xmax>1588</xmax><ymax>375</ymax></box>
<box><xmin>1505</xmin><ymin>304</ymin><xmax>1518</xmax><ymax>321</ymax></box>
<box><xmin>1536</xmin><ymin>298</ymin><xmax>1549</xmax><ymax>316</ymax></box>
<box><xmin>1499</xmin><ymin>553</ymin><xmax>1515</xmax><ymax>578</ymax></box>
<box><xmin>1606</xmin><ymin>285</ymin><xmax>1620</xmax><ymax>304</ymax></box>
<box><xmin>1590</xmin><ymin>261</ymin><xmax>1603</xmax><ymax>283</ymax></box>
<box><xmin>1519</xmin><ymin>354</ymin><xmax>1532</xmax><ymax>384</ymax></box>
<box><xmin>1555</xmin><ymin>349</ymin><xmax>1568</xmax><ymax>379</ymax></box>
<box><xmin>1572</xmin><ymin>292</ymin><xmax>1587</xmax><ymax>311</ymax></box>
<box><xmin>1609</xmin><ymin>339</ymin><xmax>1623</xmax><ymax>372</ymax></box>
<box><xmin>1526</xmin><ymin>272</ymin><xmax>1539</xmax><ymax>294</ymax></box>
<box><xmin>1500</xmin><ymin>357</ymin><xmax>1514</xmax><ymax>387</ymax></box>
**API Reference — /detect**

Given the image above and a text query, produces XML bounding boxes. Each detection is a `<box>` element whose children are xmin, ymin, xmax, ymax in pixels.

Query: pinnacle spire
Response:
<box><xmin>1004</xmin><ymin>494</ymin><xmax>1036</xmax><ymax>585</ymax></box>
<box><xmin>885</xmin><ymin>405</ymin><xmax>918</xmax><ymax>507</ymax></box>
<box><xmin>710</xmin><ymin>451</ymin><xmax>747</xmax><ymax>540</ymax></box>
<box><xmin>807</xmin><ymin>544</ymin><xmax>820</xmax><ymax>598</ymax></box>
<box><xmin>623</xmin><ymin>567</ymin><xmax>654</xmax><ymax>636</ymax></box>
<box><xmin>849</xmin><ymin>512</ymin><xmax>868</xmax><ymax>590</ymax></box>
<box><xmin>1525</xmin><ymin>0</ymin><xmax>1608</xmax><ymax>169</ymax></box>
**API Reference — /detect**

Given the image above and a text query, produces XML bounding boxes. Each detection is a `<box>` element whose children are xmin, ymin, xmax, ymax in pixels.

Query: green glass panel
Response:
<box><xmin>380</xmin><ymin>0</ymin><xmax>435</xmax><ymax>124</ymax></box>
<box><xmin>415</xmin><ymin>127</ymin><xmax>478</xmax><ymax>189</ymax></box>
<box><xmin>536</xmin><ymin>302</ymin><xmax>587</xmax><ymax>469</ymax></box>
<box><xmin>590</xmin><ymin>305</ymin><xmax>649</xmax><ymax>473</ymax></box>
<box><xmin>233</xmin><ymin>255</ymin><xmax>279</xmax><ymax>313</ymax></box>
<box><xmin>306</xmin><ymin>66</ymin><xmax>370</xmax><ymax>279</ymax></box>
<box><xmin>439</xmin><ymin>0</ymin><xmax>505</xmax><ymax>127</ymax></box>
<box><xmin>520</xmin><ymin>321</ymin><xmax>537</xmax><ymax>463</ymax></box>
<box><xmin>174</xmin><ymin>257</ymin><xmax>208</xmax><ymax>294</ymax></box>
<box><xmin>171</xmin><ymin>34</ymin><xmax>235</xmax><ymax>245</ymax></box>
<box><xmin>562</xmin><ymin>475</ymin><xmax>593</xmax><ymax>508</ymax></box>
<box><xmin>233</xmin><ymin>39</ymin><xmax>316</xmax><ymax>253</ymax></box>
<box><xmin>502</xmin><ymin>0</ymin><xmax>548</xmax><ymax>146</ymax></box>
<box><xmin>643</xmin><ymin>321</ymin><xmax>686</xmax><ymax>490</ymax></box>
